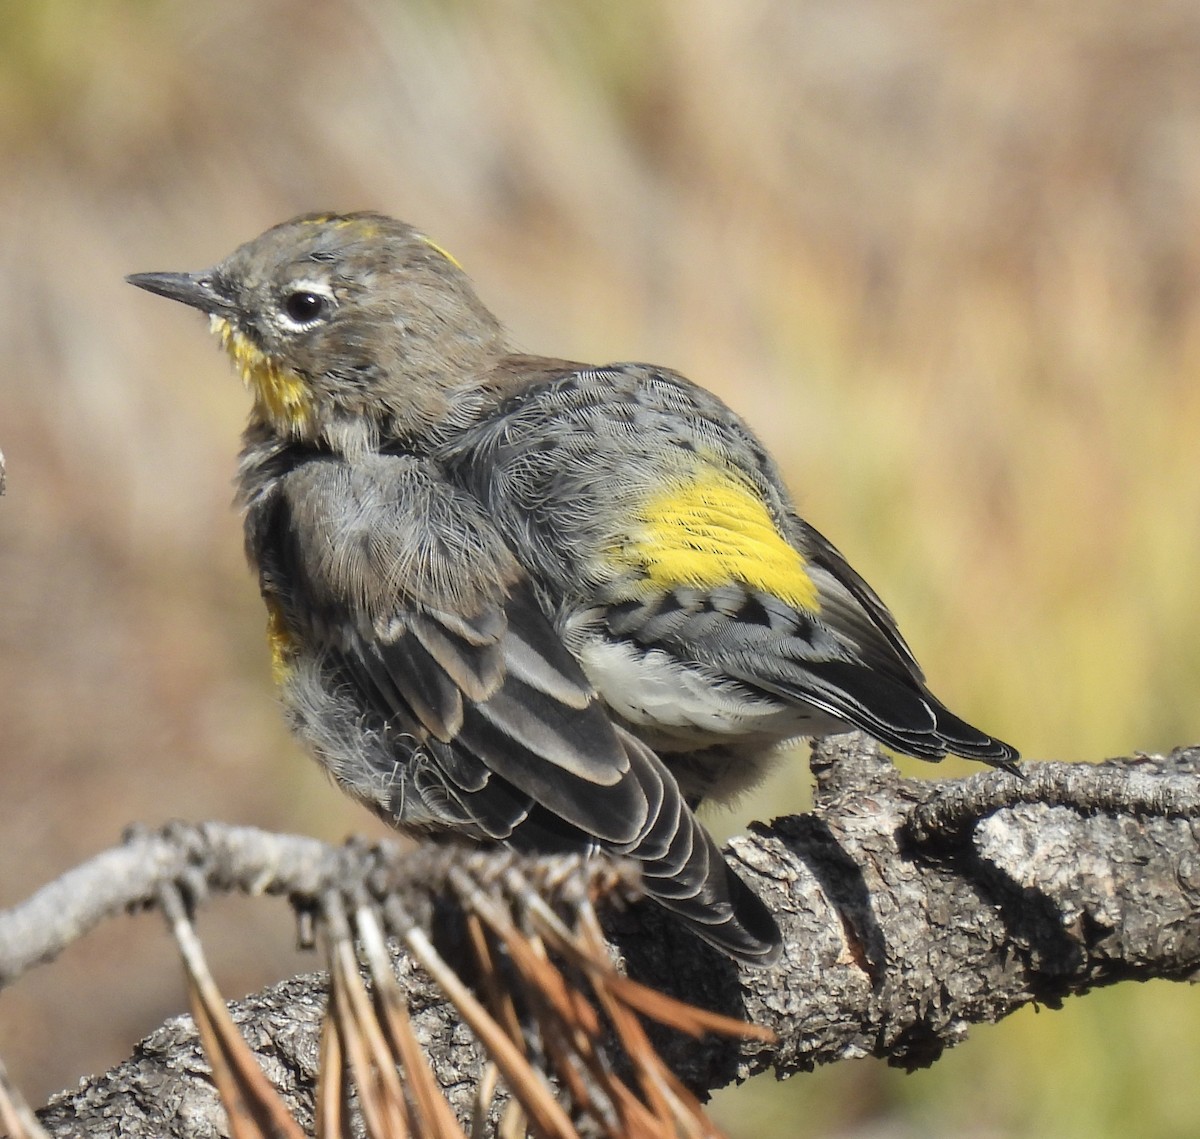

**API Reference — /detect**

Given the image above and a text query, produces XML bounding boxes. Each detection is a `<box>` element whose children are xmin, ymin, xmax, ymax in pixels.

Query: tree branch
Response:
<box><xmin>12</xmin><ymin>734</ymin><xmax>1200</xmax><ymax>1136</ymax></box>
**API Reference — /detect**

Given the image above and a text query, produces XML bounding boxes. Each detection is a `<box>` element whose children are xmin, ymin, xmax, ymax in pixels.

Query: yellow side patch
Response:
<box><xmin>211</xmin><ymin>316</ymin><xmax>313</xmax><ymax>435</ymax></box>
<box><xmin>265</xmin><ymin>600</ymin><xmax>297</xmax><ymax>687</ymax></box>
<box><xmin>620</xmin><ymin>467</ymin><xmax>820</xmax><ymax>613</ymax></box>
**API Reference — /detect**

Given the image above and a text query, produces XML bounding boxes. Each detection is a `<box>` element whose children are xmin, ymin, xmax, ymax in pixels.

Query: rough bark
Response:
<box><xmin>14</xmin><ymin>734</ymin><xmax>1200</xmax><ymax>1136</ymax></box>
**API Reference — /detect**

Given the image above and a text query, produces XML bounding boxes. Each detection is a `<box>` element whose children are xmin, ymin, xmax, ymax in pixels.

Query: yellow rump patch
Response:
<box><xmin>211</xmin><ymin>316</ymin><xmax>313</xmax><ymax>435</ymax></box>
<box><xmin>265</xmin><ymin>599</ymin><xmax>297</xmax><ymax>687</ymax></box>
<box><xmin>621</xmin><ymin>467</ymin><xmax>820</xmax><ymax>613</ymax></box>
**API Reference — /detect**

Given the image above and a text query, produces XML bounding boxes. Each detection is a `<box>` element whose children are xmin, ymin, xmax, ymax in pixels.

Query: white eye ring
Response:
<box><xmin>278</xmin><ymin>281</ymin><xmax>336</xmax><ymax>330</ymax></box>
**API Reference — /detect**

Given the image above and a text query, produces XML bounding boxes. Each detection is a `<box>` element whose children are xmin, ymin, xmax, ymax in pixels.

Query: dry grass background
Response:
<box><xmin>2</xmin><ymin>1</ymin><xmax>1200</xmax><ymax>1135</ymax></box>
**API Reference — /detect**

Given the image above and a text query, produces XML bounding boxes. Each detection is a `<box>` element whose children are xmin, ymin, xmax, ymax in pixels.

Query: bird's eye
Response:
<box><xmin>282</xmin><ymin>290</ymin><xmax>330</xmax><ymax>325</ymax></box>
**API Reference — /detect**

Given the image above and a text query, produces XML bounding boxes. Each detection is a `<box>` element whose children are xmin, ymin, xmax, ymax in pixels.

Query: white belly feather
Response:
<box><xmin>576</xmin><ymin>638</ymin><xmax>841</xmax><ymax>751</ymax></box>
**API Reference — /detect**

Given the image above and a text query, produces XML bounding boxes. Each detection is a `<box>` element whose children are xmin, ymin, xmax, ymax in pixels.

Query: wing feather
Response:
<box><xmin>272</xmin><ymin>451</ymin><xmax>783</xmax><ymax>961</ymax></box>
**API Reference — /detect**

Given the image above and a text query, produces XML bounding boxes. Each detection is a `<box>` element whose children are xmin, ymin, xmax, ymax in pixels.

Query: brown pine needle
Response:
<box><xmin>571</xmin><ymin>909</ymin><xmax>727</xmax><ymax>1139</ymax></box>
<box><xmin>599</xmin><ymin>987</ymin><xmax>717</xmax><ymax>1139</ymax></box>
<box><xmin>355</xmin><ymin>904</ymin><xmax>467</xmax><ymax>1139</ymax></box>
<box><xmin>605</xmin><ymin>973</ymin><xmax>775</xmax><ymax>1041</ymax></box>
<box><xmin>159</xmin><ymin>884</ymin><xmax>307</xmax><ymax>1139</ymax></box>
<box><xmin>465</xmin><ymin>906</ymin><xmax>614</xmax><ymax>1128</ymax></box>
<box><xmin>443</xmin><ymin>860</ymin><xmax>758</xmax><ymax>1137</ymax></box>
<box><xmin>578</xmin><ymin>905</ymin><xmax>775</xmax><ymax>1041</ymax></box>
<box><xmin>315</xmin><ymin>1014</ymin><xmax>347</xmax><ymax>1139</ymax></box>
<box><xmin>465</xmin><ymin>911</ymin><xmax>525</xmax><ymax>1051</ymax></box>
<box><xmin>498</xmin><ymin>1101</ymin><xmax>528</xmax><ymax>1139</ymax></box>
<box><xmin>325</xmin><ymin>906</ymin><xmax>411</xmax><ymax>1138</ymax></box>
<box><xmin>502</xmin><ymin>867</ymin><xmax>774</xmax><ymax>1043</ymax></box>
<box><xmin>447</xmin><ymin>868</ymin><xmax>601</xmax><ymax>1037</ymax></box>
<box><xmin>3</xmin><ymin>833</ymin><xmax>755</xmax><ymax>1138</ymax></box>
<box><xmin>0</xmin><ymin>1057</ymin><xmax>50</xmax><ymax>1139</ymax></box>
<box><xmin>466</xmin><ymin>892</ymin><xmax>662</xmax><ymax>1139</ymax></box>
<box><xmin>606</xmin><ymin>1076</ymin><xmax>678</xmax><ymax>1139</ymax></box>
<box><xmin>520</xmin><ymin>996</ymin><xmax>606</xmax><ymax>1134</ymax></box>
<box><xmin>388</xmin><ymin>900</ymin><xmax>581</xmax><ymax>1139</ymax></box>
<box><xmin>471</xmin><ymin>1063</ymin><xmax>502</xmax><ymax>1139</ymax></box>
<box><xmin>600</xmin><ymin>993</ymin><xmax>676</xmax><ymax>1134</ymax></box>
<box><xmin>328</xmin><ymin>950</ymin><xmax>392</xmax><ymax>1138</ymax></box>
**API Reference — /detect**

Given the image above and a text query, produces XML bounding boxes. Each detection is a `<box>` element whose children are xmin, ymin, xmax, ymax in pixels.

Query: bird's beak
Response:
<box><xmin>125</xmin><ymin>270</ymin><xmax>232</xmax><ymax>315</ymax></box>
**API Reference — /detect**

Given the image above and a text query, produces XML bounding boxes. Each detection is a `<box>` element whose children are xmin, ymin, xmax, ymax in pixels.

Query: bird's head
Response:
<box><xmin>128</xmin><ymin>212</ymin><xmax>507</xmax><ymax>454</ymax></box>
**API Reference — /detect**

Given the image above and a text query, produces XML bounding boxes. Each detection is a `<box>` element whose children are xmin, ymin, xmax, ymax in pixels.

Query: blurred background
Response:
<box><xmin>2</xmin><ymin>1</ymin><xmax>1199</xmax><ymax>1135</ymax></box>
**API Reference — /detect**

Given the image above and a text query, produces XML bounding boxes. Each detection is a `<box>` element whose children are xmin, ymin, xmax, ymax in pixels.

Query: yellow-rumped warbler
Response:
<box><xmin>128</xmin><ymin>212</ymin><xmax>1017</xmax><ymax>965</ymax></box>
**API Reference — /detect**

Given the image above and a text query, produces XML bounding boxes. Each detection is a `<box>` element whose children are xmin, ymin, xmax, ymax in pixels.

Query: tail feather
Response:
<box><xmin>490</xmin><ymin>725</ymin><xmax>782</xmax><ymax>964</ymax></box>
<box><xmin>641</xmin><ymin>829</ymin><xmax>782</xmax><ymax>964</ymax></box>
<box><xmin>927</xmin><ymin>700</ymin><xmax>1020</xmax><ymax>772</ymax></box>
<box><xmin>748</xmin><ymin>659</ymin><xmax>1019</xmax><ymax>772</ymax></box>
<box><xmin>616</xmin><ymin>728</ymin><xmax>781</xmax><ymax>964</ymax></box>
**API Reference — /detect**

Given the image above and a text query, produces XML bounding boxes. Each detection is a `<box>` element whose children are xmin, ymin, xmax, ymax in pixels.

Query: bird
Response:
<box><xmin>127</xmin><ymin>211</ymin><xmax>1018</xmax><ymax>966</ymax></box>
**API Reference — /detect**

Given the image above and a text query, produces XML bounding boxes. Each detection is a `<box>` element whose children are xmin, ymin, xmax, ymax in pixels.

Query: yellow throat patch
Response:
<box><xmin>620</xmin><ymin>466</ymin><xmax>820</xmax><ymax>612</ymax></box>
<box><xmin>211</xmin><ymin>315</ymin><xmax>313</xmax><ymax>434</ymax></box>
